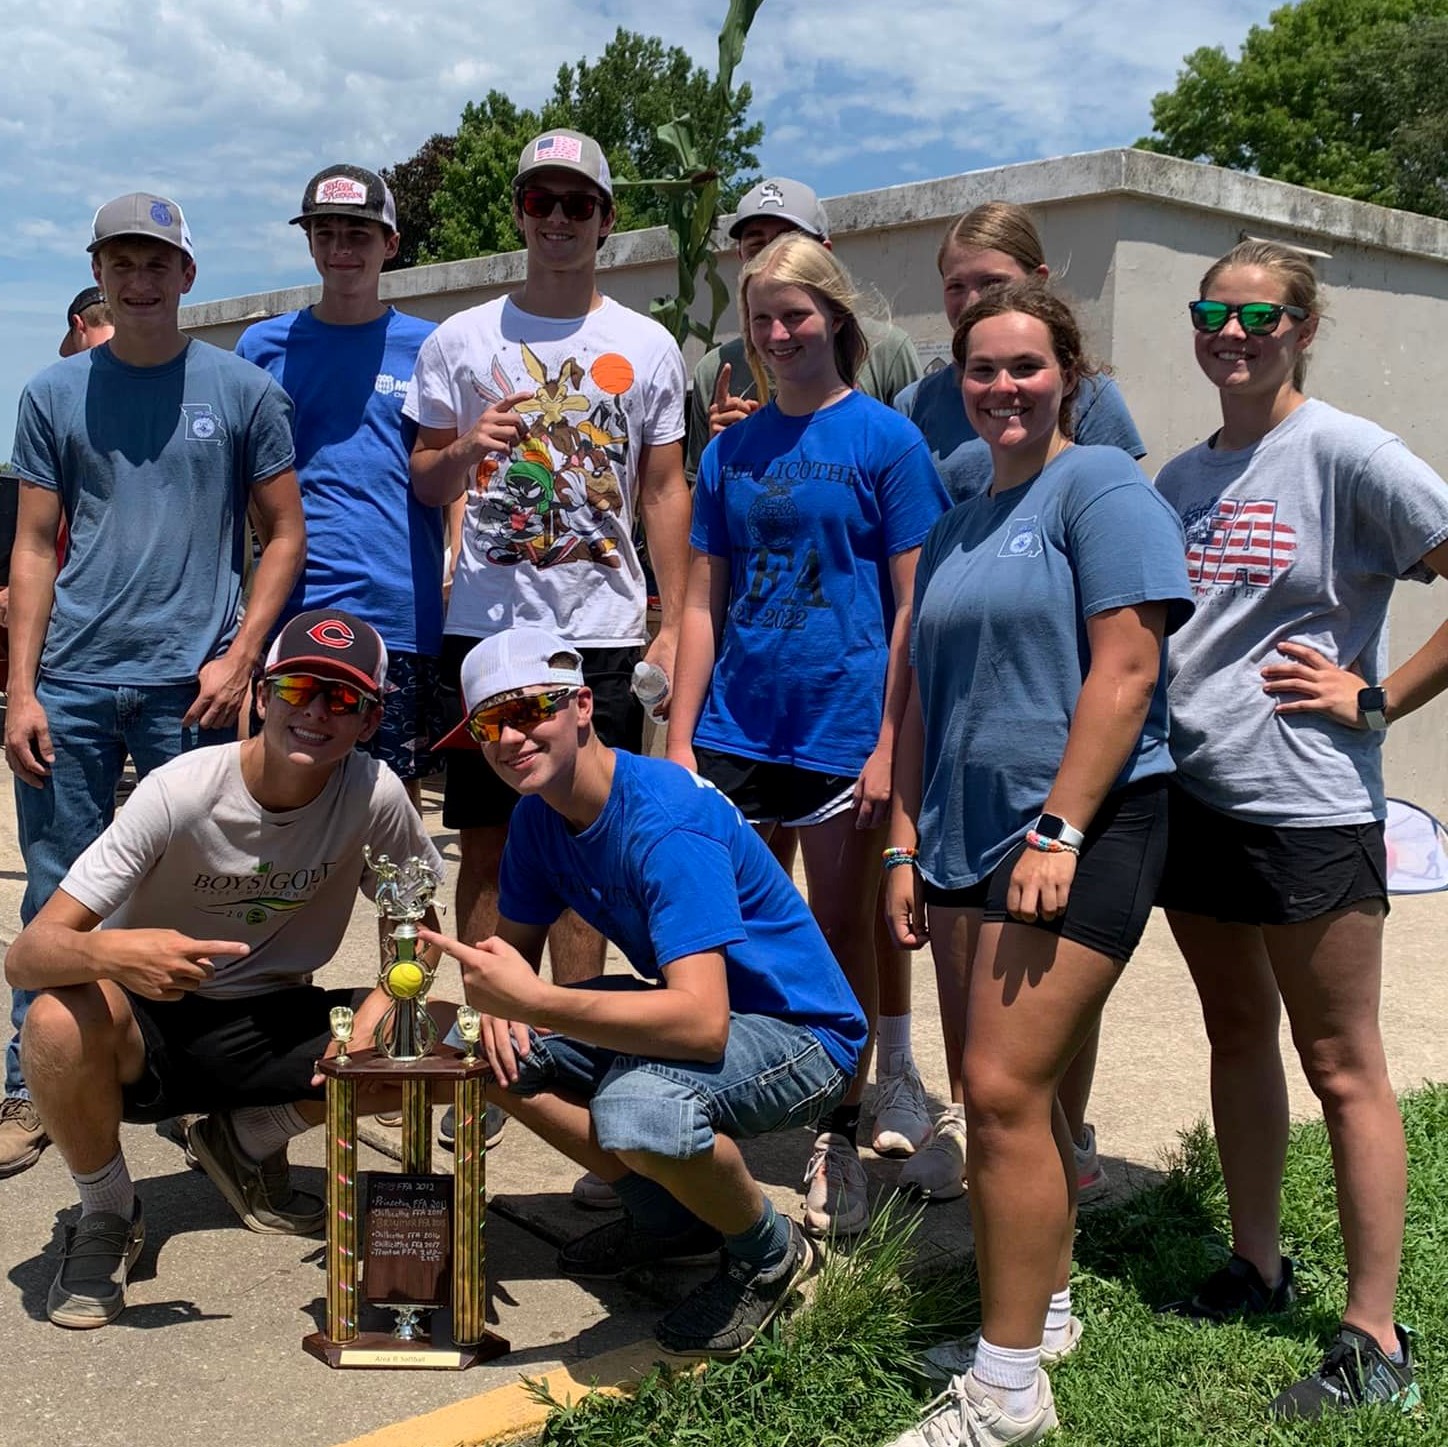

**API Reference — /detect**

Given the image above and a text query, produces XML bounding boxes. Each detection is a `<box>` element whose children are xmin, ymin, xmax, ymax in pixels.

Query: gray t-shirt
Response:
<box><xmin>687</xmin><ymin>318</ymin><xmax>922</xmax><ymax>481</ymax></box>
<box><xmin>60</xmin><ymin>743</ymin><xmax>443</xmax><ymax>998</ymax></box>
<box><xmin>1155</xmin><ymin>399</ymin><xmax>1448</xmax><ymax>826</ymax></box>
<box><xmin>10</xmin><ymin>340</ymin><xmax>295</xmax><ymax>685</ymax></box>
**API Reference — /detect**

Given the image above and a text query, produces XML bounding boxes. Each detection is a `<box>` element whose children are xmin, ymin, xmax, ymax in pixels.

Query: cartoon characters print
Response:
<box><xmin>467</xmin><ymin>345</ymin><xmax>636</xmax><ymax>569</ymax></box>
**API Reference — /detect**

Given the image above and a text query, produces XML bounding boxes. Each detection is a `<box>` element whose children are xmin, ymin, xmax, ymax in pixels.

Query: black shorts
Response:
<box><xmin>1156</xmin><ymin>780</ymin><xmax>1388</xmax><ymax>926</ymax></box>
<box><xmin>922</xmin><ymin>776</ymin><xmax>1169</xmax><ymax>963</ymax></box>
<box><xmin>693</xmin><ymin>747</ymin><xmax>856</xmax><ymax>827</ymax></box>
<box><xmin>120</xmin><ymin>985</ymin><xmax>371</xmax><ymax>1124</ymax></box>
<box><xmin>438</xmin><ymin>637</ymin><xmax>643</xmax><ymax>830</ymax></box>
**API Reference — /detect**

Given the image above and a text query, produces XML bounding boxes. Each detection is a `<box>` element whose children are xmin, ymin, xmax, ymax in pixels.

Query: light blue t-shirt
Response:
<box><xmin>236</xmin><ymin>307</ymin><xmax>443</xmax><ymax>656</ymax></box>
<box><xmin>690</xmin><ymin>391</ymin><xmax>949</xmax><ymax>775</ymax></box>
<box><xmin>10</xmin><ymin>341</ymin><xmax>294</xmax><ymax>686</ymax></box>
<box><xmin>498</xmin><ymin>750</ymin><xmax>867</xmax><ymax>1073</ymax></box>
<box><xmin>895</xmin><ymin>366</ymin><xmax>1146</xmax><ymax>505</ymax></box>
<box><xmin>911</xmin><ymin>445</ymin><xmax>1193</xmax><ymax>889</ymax></box>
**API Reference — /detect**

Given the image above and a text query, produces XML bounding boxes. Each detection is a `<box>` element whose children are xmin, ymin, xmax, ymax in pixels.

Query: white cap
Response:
<box><xmin>435</xmin><ymin>627</ymin><xmax>583</xmax><ymax>750</ymax></box>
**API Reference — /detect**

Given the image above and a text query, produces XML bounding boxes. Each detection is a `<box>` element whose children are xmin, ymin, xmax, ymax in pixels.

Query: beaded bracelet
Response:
<box><xmin>881</xmin><ymin>846</ymin><xmax>918</xmax><ymax>871</ymax></box>
<box><xmin>1024</xmin><ymin>830</ymin><xmax>1080</xmax><ymax>856</ymax></box>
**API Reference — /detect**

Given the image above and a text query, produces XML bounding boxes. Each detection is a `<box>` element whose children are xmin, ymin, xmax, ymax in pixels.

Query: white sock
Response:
<box><xmin>231</xmin><ymin>1104</ymin><xmax>312</xmax><ymax>1162</ymax></box>
<box><xmin>874</xmin><ymin>1013</ymin><xmax>914</xmax><ymax>1080</ymax></box>
<box><xmin>73</xmin><ymin>1152</ymin><xmax>135</xmax><ymax>1219</ymax></box>
<box><xmin>1043</xmin><ymin>1287</ymin><xmax>1073</xmax><ymax>1352</ymax></box>
<box><xmin>972</xmin><ymin>1337</ymin><xmax>1042</xmax><ymax>1419</ymax></box>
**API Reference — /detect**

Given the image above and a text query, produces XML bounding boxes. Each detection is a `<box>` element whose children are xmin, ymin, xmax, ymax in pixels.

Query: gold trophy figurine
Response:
<box><xmin>365</xmin><ymin>848</ymin><xmax>442</xmax><ymax>1061</ymax></box>
<box><xmin>456</xmin><ymin>1006</ymin><xmax>482</xmax><ymax>1063</ymax></box>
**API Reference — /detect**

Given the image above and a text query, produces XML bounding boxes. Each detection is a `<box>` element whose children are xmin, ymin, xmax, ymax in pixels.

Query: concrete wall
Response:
<box><xmin>183</xmin><ymin>149</ymin><xmax>1448</xmax><ymax>816</ymax></box>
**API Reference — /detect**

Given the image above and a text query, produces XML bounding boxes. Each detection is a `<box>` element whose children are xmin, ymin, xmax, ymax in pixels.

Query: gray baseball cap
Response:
<box><xmin>515</xmin><ymin>130</ymin><xmax>613</xmax><ymax>201</ymax></box>
<box><xmin>728</xmin><ymin>178</ymin><xmax>830</xmax><ymax>241</ymax></box>
<box><xmin>88</xmin><ymin>192</ymin><xmax>194</xmax><ymax>259</ymax></box>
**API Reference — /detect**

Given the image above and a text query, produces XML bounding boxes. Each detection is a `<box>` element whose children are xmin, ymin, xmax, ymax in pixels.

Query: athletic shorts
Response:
<box><xmin>1156</xmin><ymin>780</ymin><xmax>1388</xmax><ymax>926</ymax></box>
<box><xmin>120</xmin><ymin>985</ymin><xmax>372</xmax><ymax>1124</ymax></box>
<box><xmin>438</xmin><ymin>636</ymin><xmax>643</xmax><ymax>831</ymax></box>
<box><xmin>693</xmin><ymin>747</ymin><xmax>856</xmax><ymax>828</ymax></box>
<box><xmin>922</xmin><ymin>776</ymin><xmax>1169</xmax><ymax>963</ymax></box>
<box><xmin>360</xmin><ymin>651</ymin><xmax>444</xmax><ymax>782</ymax></box>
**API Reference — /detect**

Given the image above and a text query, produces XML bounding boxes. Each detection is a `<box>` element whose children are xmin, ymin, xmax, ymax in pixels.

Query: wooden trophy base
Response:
<box><xmin>303</xmin><ymin>1325</ymin><xmax>510</xmax><ymax>1371</ymax></box>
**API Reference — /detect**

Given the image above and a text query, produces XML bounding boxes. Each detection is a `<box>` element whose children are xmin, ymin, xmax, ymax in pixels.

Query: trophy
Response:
<box><xmin>303</xmin><ymin>851</ymin><xmax>508</xmax><ymax>1370</ymax></box>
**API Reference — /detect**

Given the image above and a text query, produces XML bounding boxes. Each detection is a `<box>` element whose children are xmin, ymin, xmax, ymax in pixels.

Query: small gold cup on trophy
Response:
<box><xmin>456</xmin><ymin>1006</ymin><xmax>482</xmax><ymax>1063</ymax></box>
<box><xmin>329</xmin><ymin>1005</ymin><xmax>355</xmax><ymax>1067</ymax></box>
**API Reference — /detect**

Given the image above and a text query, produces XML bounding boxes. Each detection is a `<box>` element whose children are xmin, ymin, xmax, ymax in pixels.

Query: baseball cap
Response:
<box><xmin>264</xmin><ymin>609</ymin><xmax>389</xmax><ymax>697</ymax></box>
<box><xmin>435</xmin><ymin>627</ymin><xmax>584</xmax><ymax>750</ymax></box>
<box><xmin>290</xmin><ymin>164</ymin><xmax>398</xmax><ymax>232</ymax></box>
<box><xmin>88</xmin><ymin>193</ymin><xmax>194</xmax><ymax>260</ymax></box>
<box><xmin>66</xmin><ymin>286</ymin><xmax>105</xmax><ymax>323</ymax></box>
<box><xmin>515</xmin><ymin>130</ymin><xmax>613</xmax><ymax>201</ymax></box>
<box><xmin>728</xmin><ymin>178</ymin><xmax>830</xmax><ymax>241</ymax></box>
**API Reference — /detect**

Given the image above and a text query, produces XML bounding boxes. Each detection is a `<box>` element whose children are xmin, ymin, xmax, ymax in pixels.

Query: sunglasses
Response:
<box><xmin>1188</xmin><ymin>300</ymin><xmax>1309</xmax><ymax>335</ymax></box>
<box><xmin>465</xmin><ymin>687</ymin><xmax>578</xmax><ymax>744</ymax></box>
<box><xmin>517</xmin><ymin>187</ymin><xmax>604</xmax><ymax>222</ymax></box>
<box><xmin>268</xmin><ymin>674</ymin><xmax>377</xmax><ymax>715</ymax></box>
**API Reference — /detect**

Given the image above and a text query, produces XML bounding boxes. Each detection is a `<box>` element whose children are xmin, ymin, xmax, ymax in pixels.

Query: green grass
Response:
<box><xmin>526</xmin><ymin>1084</ymin><xmax>1448</xmax><ymax>1445</ymax></box>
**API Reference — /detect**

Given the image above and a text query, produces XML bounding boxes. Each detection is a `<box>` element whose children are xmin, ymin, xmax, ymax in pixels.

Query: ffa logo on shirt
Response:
<box><xmin>999</xmin><ymin>516</ymin><xmax>1043</xmax><ymax>559</ymax></box>
<box><xmin>181</xmin><ymin>404</ymin><xmax>228</xmax><ymax>445</ymax></box>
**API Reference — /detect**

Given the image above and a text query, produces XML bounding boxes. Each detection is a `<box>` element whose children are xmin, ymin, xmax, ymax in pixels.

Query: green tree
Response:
<box><xmin>380</xmin><ymin>133</ymin><xmax>455</xmax><ymax>269</ymax></box>
<box><xmin>1137</xmin><ymin>0</ymin><xmax>1448</xmax><ymax>218</ymax></box>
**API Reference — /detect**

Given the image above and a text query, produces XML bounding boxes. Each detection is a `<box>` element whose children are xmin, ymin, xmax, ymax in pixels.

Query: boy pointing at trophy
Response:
<box><xmin>423</xmin><ymin>626</ymin><xmax>867</xmax><ymax>1358</ymax></box>
<box><xmin>5</xmin><ymin>609</ymin><xmax>444</xmax><ymax>1330</ymax></box>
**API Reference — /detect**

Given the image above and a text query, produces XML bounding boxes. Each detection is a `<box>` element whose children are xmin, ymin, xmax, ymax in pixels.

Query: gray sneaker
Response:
<box><xmin>437</xmin><ymin>1103</ymin><xmax>508</xmax><ymax>1151</ymax></box>
<box><xmin>47</xmin><ymin>1201</ymin><xmax>145</xmax><ymax>1329</ymax></box>
<box><xmin>0</xmin><ymin>1096</ymin><xmax>49</xmax><ymax>1178</ymax></box>
<box><xmin>188</xmin><ymin>1113</ymin><xmax>325</xmax><ymax>1235</ymax></box>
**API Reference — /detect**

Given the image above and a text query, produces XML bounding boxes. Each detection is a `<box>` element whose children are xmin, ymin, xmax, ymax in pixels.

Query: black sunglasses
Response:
<box><xmin>517</xmin><ymin>187</ymin><xmax>604</xmax><ymax>222</ymax></box>
<box><xmin>1188</xmin><ymin>300</ymin><xmax>1309</xmax><ymax>335</ymax></box>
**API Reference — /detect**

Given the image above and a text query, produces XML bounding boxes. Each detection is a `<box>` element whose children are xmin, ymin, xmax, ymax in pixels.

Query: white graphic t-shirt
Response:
<box><xmin>405</xmin><ymin>296</ymin><xmax>686</xmax><ymax>647</ymax></box>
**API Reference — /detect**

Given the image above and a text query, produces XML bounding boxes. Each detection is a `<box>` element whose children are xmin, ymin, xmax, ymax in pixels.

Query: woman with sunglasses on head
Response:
<box><xmin>1154</xmin><ymin>240</ymin><xmax>1448</xmax><ymax>1419</ymax></box>
<box><xmin>883</xmin><ymin>280</ymin><xmax>1191</xmax><ymax>1446</ymax></box>
<box><xmin>668</xmin><ymin>233</ymin><xmax>948</xmax><ymax>1240</ymax></box>
<box><xmin>889</xmin><ymin>204</ymin><xmax>1148</xmax><ymax>1207</ymax></box>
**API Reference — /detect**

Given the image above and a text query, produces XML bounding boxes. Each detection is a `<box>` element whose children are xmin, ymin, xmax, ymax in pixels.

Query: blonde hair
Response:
<box><xmin>738</xmin><ymin>233</ymin><xmax>870</xmax><ymax>400</ymax></box>
<box><xmin>1200</xmin><ymin>240</ymin><xmax>1322</xmax><ymax>390</ymax></box>
<box><xmin>937</xmin><ymin>202</ymin><xmax>1046</xmax><ymax>276</ymax></box>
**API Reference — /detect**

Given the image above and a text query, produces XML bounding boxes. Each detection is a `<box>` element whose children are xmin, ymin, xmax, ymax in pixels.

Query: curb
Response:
<box><xmin>333</xmin><ymin>1339</ymin><xmax>673</xmax><ymax>1447</ymax></box>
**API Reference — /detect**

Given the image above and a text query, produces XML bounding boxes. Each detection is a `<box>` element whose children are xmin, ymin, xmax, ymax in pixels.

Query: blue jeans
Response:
<box><xmin>7</xmin><ymin>676</ymin><xmax>230</xmax><ymax>1097</ymax></box>
<box><xmin>508</xmin><ymin>1011</ymin><xmax>848</xmax><ymax>1161</ymax></box>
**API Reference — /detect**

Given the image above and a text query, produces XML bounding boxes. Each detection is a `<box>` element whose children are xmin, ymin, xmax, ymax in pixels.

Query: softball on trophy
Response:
<box><xmin>386</xmin><ymin>961</ymin><xmax>426</xmax><ymax>999</ymax></box>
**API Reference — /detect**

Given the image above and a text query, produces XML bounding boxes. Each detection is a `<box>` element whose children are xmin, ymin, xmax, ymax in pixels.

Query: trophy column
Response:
<box><xmin>451</xmin><ymin>1072</ymin><xmax>487</xmax><ymax>1347</ymax></box>
<box><xmin>324</xmin><ymin>1071</ymin><xmax>360</xmax><ymax>1345</ymax></box>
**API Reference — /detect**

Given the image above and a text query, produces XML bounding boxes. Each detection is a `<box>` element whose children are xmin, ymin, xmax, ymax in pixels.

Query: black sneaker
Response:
<box><xmin>558</xmin><ymin>1214</ymin><xmax>723</xmax><ymax>1280</ymax></box>
<box><xmin>47</xmin><ymin>1201</ymin><xmax>145</xmax><ymax>1329</ymax></box>
<box><xmin>1271</xmin><ymin>1323</ymin><xmax>1420</xmax><ymax>1419</ymax></box>
<box><xmin>1161</xmin><ymin>1253</ymin><xmax>1296</xmax><ymax>1321</ymax></box>
<box><xmin>437</xmin><ymin>1103</ymin><xmax>507</xmax><ymax>1152</ymax></box>
<box><xmin>654</xmin><ymin>1220</ymin><xmax>817</xmax><ymax>1359</ymax></box>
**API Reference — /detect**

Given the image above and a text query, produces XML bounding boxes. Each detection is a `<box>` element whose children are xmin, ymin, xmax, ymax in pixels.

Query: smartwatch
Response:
<box><xmin>1357</xmin><ymin>686</ymin><xmax>1388</xmax><ymax>732</ymax></box>
<box><xmin>1031</xmin><ymin>813</ymin><xmax>1086</xmax><ymax>851</ymax></box>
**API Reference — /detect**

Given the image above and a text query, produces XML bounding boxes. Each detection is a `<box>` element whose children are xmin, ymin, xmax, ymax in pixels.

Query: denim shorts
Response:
<box><xmin>507</xmin><ymin>1012</ymin><xmax>848</xmax><ymax>1160</ymax></box>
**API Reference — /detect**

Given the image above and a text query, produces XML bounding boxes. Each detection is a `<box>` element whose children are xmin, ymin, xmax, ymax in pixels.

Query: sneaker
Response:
<box><xmin>47</xmin><ymin>1200</ymin><xmax>145</xmax><ymax>1329</ymax></box>
<box><xmin>557</xmin><ymin>1214</ymin><xmax>723</xmax><ymax>1280</ymax></box>
<box><xmin>437</xmin><ymin>1103</ymin><xmax>507</xmax><ymax>1151</ymax></box>
<box><xmin>157</xmin><ymin>1113</ymin><xmax>203</xmax><ymax>1170</ymax></box>
<box><xmin>571</xmin><ymin>1169</ymin><xmax>622</xmax><ymax>1210</ymax></box>
<box><xmin>188</xmin><ymin>1113</ymin><xmax>325</xmax><ymax>1235</ymax></box>
<box><xmin>885</xmin><ymin>1368</ymin><xmax>1057</xmax><ymax>1446</ymax></box>
<box><xmin>898</xmin><ymin>1107</ymin><xmax>967</xmax><ymax>1202</ymax></box>
<box><xmin>655</xmin><ymin>1220</ymin><xmax>817</xmax><ymax>1358</ymax></box>
<box><xmin>1161</xmin><ymin>1253</ymin><xmax>1296</xmax><ymax>1321</ymax></box>
<box><xmin>802</xmin><ymin>1131</ymin><xmax>870</xmax><ymax>1237</ymax></box>
<box><xmin>1073</xmin><ymin>1123</ymin><xmax>1107</xmax><ymax>1203</ymax></box>
<box><xmin>0</xmin><ymin>1096</ymin><xmax>49</xmax><ymax>1178</ymax></box>
<box><xmin>920</xmin><ymin>1316</ymin><xmax>1083</xmax><ymax>1385</ymax></box>
<box><xmin>1270</xmin><ymin>1323</ymin><xmax>1420</xmax><ymax>1419</ymax></box>
<box><xmin>374</xmin><ymin>1111</ymin><xmax>404</xmax><ymax>1128</ymax></box>
<box><xmin>872</xmin><ymin>1063</ymin><xmax>932</xmax><ymax>1158</ymax></box>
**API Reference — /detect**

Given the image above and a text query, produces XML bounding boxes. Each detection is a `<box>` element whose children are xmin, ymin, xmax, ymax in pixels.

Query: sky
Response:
<box><xmin>1</xmin><ymin>0</ymin><xmax>1280</xmax><ymax>459</ymax></box>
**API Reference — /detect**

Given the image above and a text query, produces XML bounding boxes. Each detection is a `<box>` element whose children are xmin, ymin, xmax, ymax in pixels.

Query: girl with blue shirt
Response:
<box><xmin>668</xmin><ymin>233</ymin><xmax>948</xmax><ymax>1241</ymax></box>
<box><xmin>883</xmin><ymin>282</ymin><xmax>1191</xmax><ymax>1446</ymax></box>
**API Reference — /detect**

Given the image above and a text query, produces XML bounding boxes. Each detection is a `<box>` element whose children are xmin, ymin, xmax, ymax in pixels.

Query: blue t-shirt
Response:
<box><xmin>690</xmin><ymin>391</ymin><xmax>949</xmax><ymax>774</ymax></box>
<box><xmin>236</xmin><ymin>307</ymin><xmax>443</xmax><ymax>656</ymax></box>
<box><xmin>895</xmin><ymin>367</ymin><xmax>1146</xmax><ymax>505</ymax></box>
<box><xmin>911</xmin><ymin>446</ymin><xmax>1194</xmax><ymax>889</ymax></box>
<box><xmin>498</xmin><ymin>750</ymin><xmax>867</xmax><ymax>1073</ymax></box>
<box><xmin>10</xmin><ymin>341</ymin><xmax>295</xmax><ymax>686</ymax></box>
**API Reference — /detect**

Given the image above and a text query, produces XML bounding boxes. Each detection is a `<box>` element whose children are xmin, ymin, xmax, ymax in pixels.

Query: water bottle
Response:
<box><xmin>631</xmin><ymin>661</ymin><xmax>670</xmax><ymax>723</ymax></box>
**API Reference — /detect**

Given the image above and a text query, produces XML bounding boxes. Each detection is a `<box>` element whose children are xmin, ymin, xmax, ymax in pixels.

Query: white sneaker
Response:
<box><xmin>885</xmin><ymin>1368</ymin><xmax>1057</xmax><ymax>1446</ymax></box>
<box><xmin>571</xmin><ymin>1170</ymin><xmax>622</xmax><ymax>1210</ymax></box>
<box><xmin>920</xmin><ymin>1317</ymin><xmax>1083</xmax><ymax>1385</ymax></box>
<box><xmin>802</xmin><ymin>1131</ymin><xmax>869</xmax><ymax>1237</ymax></box>
<box><xmin>898</xmin><ymin>1106</ymin><xmax>967</xmax><ymax>1201</ymax></box>
<box><xmin>871</xmin><ymin>1063</ymin><xmax>932</xmax><ymax>1158</ymax></box>
<box><xmin>1073</xmin><ymin>1123</ymin><xmax>1108</xmax><ymax>1203</ymax></box>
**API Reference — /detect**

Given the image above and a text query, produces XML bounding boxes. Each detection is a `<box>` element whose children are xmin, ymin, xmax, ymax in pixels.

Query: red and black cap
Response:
<box><xmin>264</xmin><ymin>610</ymin><xmax>389</xmax><ymax>696</ymax></box>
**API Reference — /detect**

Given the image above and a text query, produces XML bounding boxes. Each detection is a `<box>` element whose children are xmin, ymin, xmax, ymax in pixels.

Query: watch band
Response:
<box><xmin>1357</xmin><ymin>686</ymin><xmax>1389</xmax><ymax>732</ymax></box>
<box><xmin>1032</xmin><ymin>813</ymin><xmax>1086</xmax><ymax>851</ymax></box>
